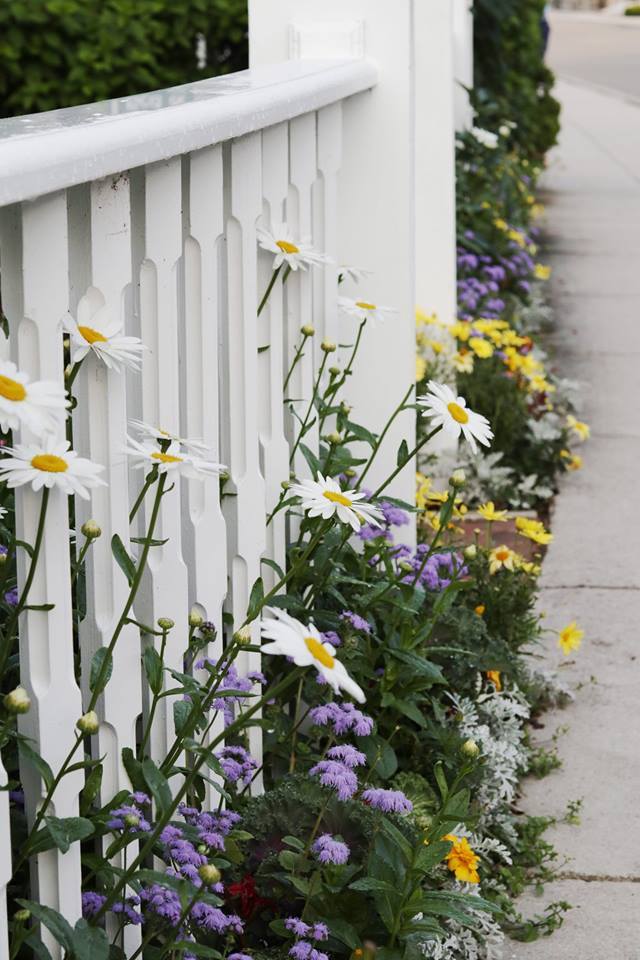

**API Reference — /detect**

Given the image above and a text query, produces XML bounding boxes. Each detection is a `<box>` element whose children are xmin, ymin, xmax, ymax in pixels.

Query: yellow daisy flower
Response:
<box><xmin>515</xmin><ymin>516</ymin><xmax>553</xmax><ymax>545</ymax></box>
<box><xmin>566</xmin><ymin>415</ymin><xmax>590</xmax><ymax>441</ymax></box>
<box><xmin>477</xmin><ymin>502</ymin><xmax>508</xmax><ymax>523</ymax></box>
<box><xmin>468</xmin><ymin>337</ymin><xmax>494</xmax><ymax>359</ymax></box>
<box><xmin>489</xmin><ymin>545</ymin><xmax>518</xmax><ymax>574</ymax></box>
<box><xmin>534</xmin><ymin>263</ymin><xmax>551</xmax><ymax>281</ymax></box>
<box><xmin>443</xmin><ymin>835</ymin><xmax>480</xmax><ymax>884</ymax></box>
<box><xmin>558</xmin><ymin>621</ymin><xmax>584</xmax><ymax>656</ymax></box>
<box><xmin>560</xmin><ymin>450</ymin><xmax>583</xmax><ymax>471</ymax></box>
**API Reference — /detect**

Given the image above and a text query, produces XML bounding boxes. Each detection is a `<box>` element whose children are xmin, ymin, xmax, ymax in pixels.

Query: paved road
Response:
<box><xmin>548</xmin><ymin>14</ymin><xmax>640</xmax><ymax>99</ymax></box>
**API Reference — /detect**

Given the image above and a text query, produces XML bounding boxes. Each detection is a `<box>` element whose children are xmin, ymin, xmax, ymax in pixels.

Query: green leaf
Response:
<box><xmin>16</xmin><ymin>900</ymin><xmax>73</xmax><ymax>952</ymax></box>
<box><xmin>130</xmin><ymin>536</ymin><xmax>169</xmax><ymax>547</ymax></box>
<box><xmin>327</xmin><ymin>918</ymin><xmax>361</xmax><ymax>949</ymax></box>
<box><xmin>111</xmin><ymin>534</ymin><xmax>136</xmax><ymax>586</ymax></box>
<box><xmin>349</xmin><ymin>877</ymin><xmax>397</xmax><ymax>893</ymax></box>
<box><xmin>261</xmin><ymin>557</ymin><xmax>285</xmax><ymax>580</ymax></box>
<box><xmin>18</xmin><ymin>740</ymin><xmax>54</xmax><ymax>791</ymax></box>
<box><xmin>173</xmin><ymin>699</ymin><xmax>191</xmax><ymax>734</ymax></box>
<box><xmin>80</xmin><ymin>764</ymin><xmax>103</xmax><ymax>816</ymax></box>
<box><xmin>358</xmin><ymin>735</ymin><xmax>398</xmax><ymax>780</ymax></box>
<box><xmin>44</xmin><ymin>816</ymin><xmax>94</xmax><ymax>854</ymax></box>
<box><xmin>143</xmin><ymin>646</ymin><xmax>163</xmax><ymax>694</ymax></box>
<box><xmin>396</xmin><ymin>438</ymin><xmax>409</xmax><ymax>466</ymax></box>
<box><xmin>434</xmin><ymin>761</ymin><xmax>448</xmax><ymax>801</ymax></box>
<box><xmin>299</xmin><ymin>442</ymin><xmax>321</xmax><ymax>477</ymax></box>
<box><xmin>71</xmin><ymin>919</ymin><xmax>109</xmax><ymax>960</ymax></box>
<box><xmin>142</xmin><ymin>757</ymin><xmax>172</xmax><ymax>814</ymax></box>
<box><xmin>414</xmin><ymin>841</ymin><xmax>451</xmax><ymax>872</ymax></box>
<box><xmin>246</xmin><ymin>576</ymin><xmax>264</xmax><ymax>621</ymax></box>
<box><xmin>388</xmin><ymin>649</ymin><xmax>445</xmax><ymax>684</ymax></box>
<box><xmin>282</xmin><ymin>835</ymin><xmax>305</xmax><ymax>851</ymax></box>
<box><xmin>121</xmin><ymin>747</ymin><xmax>146</xmax><ymax>794</ymax></box>
<box><xmin>346</xmin><ymin>421</ymin><xmax>378</xmax><ymax>446</ymax></box>
<box><xmin>89</xmin><ymin>648</ymin><xmax>113</xmax><ymax>694</ymax></box>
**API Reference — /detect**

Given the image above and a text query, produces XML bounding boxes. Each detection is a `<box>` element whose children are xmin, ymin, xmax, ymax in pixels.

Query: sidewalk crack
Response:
<box><xmin>555</xmin><ymin>870</ymin><xmax>640</xmax><ymax>884</ymax></box>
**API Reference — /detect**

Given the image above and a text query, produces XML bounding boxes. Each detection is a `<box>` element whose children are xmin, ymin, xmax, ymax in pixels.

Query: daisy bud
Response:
<box><xmin>450</xmin><ymin>469</ymin><xmax>466</xmax><ymax>488</ymax></box>
<box><xmin>300</xmin><ymin>324</ymin><xmax>315</xmax><ymax>337</ymax></box>
<box><xmin>76</xmin><ymin>710</ymin><xmax>99</xmax><ymax>735</ymax></box>
<box><xmin>4</xmin><ymin>686</ymin><xmax>30</xmax><ymax>715</ymax></box>
<box><xmin>124</xmin><ymin>813</ymin><xmax>140</xmax><ymax>829</ymax></box>
<box><xmin>197</xmin><ymin>843</ymin><xmax>208</xmax><ymax>854</ymax></box>
<box><xmin>189</xmin><ymin>610</ymin><xmax>204</xmax><ymax>628</ymax></box>
<box><xmin>233</xmin><ymin>625</ymin><xmax>252</xmax><ymax>646</ymax></box>
<box><xmin>461</xmin><ymin>738</ymin><xmax>480</xmax><ymax>759</ymax></box>
<box><xmin>321</xmin><ymin>339</ymin><xmax>336</xmax><ymax>353</ymax></box>
<box><xmin>340</xmin><ymin>402</ymin><xmax>352</xmax><ymax>415</ymax></box>
<box><xmin>198</xmin><ymin>863</ymin><xmax>221</xmax><ymax>885</ymax></box>
<box><xmin>398</xmin><ymin>560</ymin><xmax>413</xmax><ymax>572</ymax></box>
<box><xmin>281</xmin><ymin>480</ymin><xmax>290</xmax><ymax>490</ymax></box>
<box><xmin>326</xmin><ymin>432</ymin><xmax>343</xmax><ymax>446</ymax></box>
<box><xmin>344</xmin><ymin>468</ymin><xmax>356</xmax><ymax>478</ymax></box>
<box><xmin>329</xmin><ymin>366</ymin><xmax>341</xmax><ymax>377</ymax></box>
<box><xmin>81</xmin><ymin>519</ymin><xmax>102</xmax><ymax>540</ymax></box>
<box><xmin>464</xmin><ymin>544</ymin><xmax>477</xmax><ymax>559</ymax></box>
<box><xmin>14</xmin><ymin>908</ymin><xmax>30</xmax><ymax>923</ymax></box>
<box><xmin>157</xmin><ymin>617</ymin><xmax>175</xmax><ymax>631</ymax></box>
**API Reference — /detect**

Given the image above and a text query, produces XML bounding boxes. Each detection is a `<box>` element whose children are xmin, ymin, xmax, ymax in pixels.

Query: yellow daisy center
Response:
<box><xmin>0</xmin><ymin>375</ymin><xmax>27</xmax><ymax>403</ymax></box>
<box><xmin>304</xmin><ymin>636</ymin><xmax>335</xmax><ymax>669</ymax></box>
<box><xmin>78</xmin><ymin>325</ymin><xmax>108</xmax><ymax>344</ymax></box>
<box><xmin>355</xmin><ymin>301</ymin><xmax>376</xmax><ymax>310</ymax></box>
<box><xmin>447</xmin><ymin>402</ymin><xmax>469</xmax><ymax>424</ymax></box>
<box><xmin>496</xmin><ymin>548</ymin><xmax>510</xmax><ymax>562</ymax></box>
<box><xmin>276</xmin><ymin>240</ymin><xmax>299</xmax><ymax>255</ymax></box>
<box><xmin>323</xmin><ymin>490</ymin><xmax>352</xmax><ymax>508</ymax></box>
<box><xmin>31</xmin><ymin>454</ymin><xmax>68</xmax><ymax>473</ymax></box>
<box><xmin>151</xmin><ymin>452</ymin><xmax>183</xmax><ymax>464</ymax></box>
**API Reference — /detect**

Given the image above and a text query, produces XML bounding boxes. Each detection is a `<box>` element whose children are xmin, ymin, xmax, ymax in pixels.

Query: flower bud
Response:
<box><xmin>81</xmin><ymin>519</ymin><xmax>102</xmax><ymax>540</ymax></box>
<box><xmin>0</xmin><ymin>548</ymin><xmax>8</xmax><ymax>566</ymax></box>
<box><xmin>340</xmin><ymin>402</ymin><xmax>352</xmax><ymax>415</ymax></box>
<box><xmin>398</xmin><ymin>560</ymin><xmax>413</xmax><ymax>573</ymax></box>
<box><xmin>157</xmin><ymin>617</ymin><xmax>175</xmax><ymax>631</ymax></box>
<box><xmin>124</xmin><ymin>813</ymin><xmax>140</xmax><ymax>829</ymax></box>
<box><xmin>14</xmin><ymin>908</ymin><xmax>30</xmax><ymax>923</ymax></box>
<box><xmin>321</xmin><ymin>339</ymin><xmax>336</xmax><ymax>353</ymax></box>
<box><xmin>461</xmin><ymin>738</ymin><xmax>480</xmax><ymax>759</ymax></box>
<box><xmin>4</xmin><ymin>687</ymin><xmax>30</xmax><ymax>715</ymax></box>
<box><xmin>300</xmin><ymin>324</ymin><xmax>315</xmax><ymax>337</ymax></box>
<box><xmin>234</xmin><ymin>625</ymin><xmax>252</xmax><ymax>646</ymax></box>
<box><xmin>198</xmin><ymin>863</ymin><xmax>222</xmax><ymax>885</ymax></box>
<box><xmin>198</xmin><ymin>843</ymin><xmax>208</xmax><ymax>854</ymax></box>
<box><xmin>281</xmin><ymin>480</ymin><xmax>290</xmax><ymax>490</ymax></box>
<box><xmin>450</xmin><ymin>469</ymin><xmax>466</xmax><ymax>488</ymax></box>
<box><xmin>326</xmin><ymin>432</ymin><xmax>343</xmax><ymax>446</ymax></box>
<box><xmin>464</xmin><ymin>544</ymin><xmax>477</xmax><ymax>559</ymax></box>
<box><xmin>329</xmin><ymin>365</ymin><xmax>341</xmax><ymax>377</ymax></box>
<box><xmin>76</xmin><ymin>710</ymin><xmax>99</xmax><ymax>735</ymax></box>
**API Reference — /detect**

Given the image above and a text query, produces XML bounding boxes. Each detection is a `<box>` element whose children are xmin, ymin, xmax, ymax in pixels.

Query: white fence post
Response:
<box><xmin>453</xmin><ymin>0</ymin><xmax>474</xmax><ymax>131</ymax></box>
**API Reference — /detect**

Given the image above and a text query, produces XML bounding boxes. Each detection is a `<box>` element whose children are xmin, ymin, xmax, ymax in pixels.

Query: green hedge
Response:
<box><xmin>472</xmin><ymin>0</ymin><xmax>560</xmax><ymax>160</ymax></box>
<box><xmin>0</xmin><ymin>0</ymin><xmax>248</xmax><ymax>118</ymax></box>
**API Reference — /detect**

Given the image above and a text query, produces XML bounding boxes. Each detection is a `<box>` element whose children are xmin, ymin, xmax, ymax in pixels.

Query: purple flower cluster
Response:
<box><xmin>313</xmin><ymin>833</ymin><xmax>350</xmax><ymax>865</ymax></box>
<box><xmin>286</xmin><ymin>917</ymin><xmax>330</xmax><ymax>960</ymax></box>
<box><xmin>194</xmin><ymin>659</ymin><xmax>259</xmax><ymax>726</ymax></box>
<box><xmin>4</xmin><ymin>586</ymin><xmax>17</xmax><ymax>607</ymax></box>
<box><xmin>178</xmin><ymin>803</ymin><xmax>240</xmax><ymax>852</ymax></box>
<box><xmin>456</xmin><ymin>237</ymin><xmax>536</xmax><ymax>320</ymax></box>
<box><xmin>399</xmin><ymin>547</ymin><xmax>467</xmax><ymax>590</ymax></box>
<box><xmin>309</xmin><ymin>702</ymin><xmax>374</xmax><ymax>737</ymax></box>
<box><xmin>106</xmin><ymin>797</ymin><xmax>152</xmax><ymax>834</ymax></box>
<box><xmin>359</xmin><ymin>499</ymin><xmax>409</xmax><ymax>543</ymax></box>
<box><xmin>310</xmin><ymin>759</ymin><xmax>358</xmax><ymax>801</ymax></box>
<box><xmin>321</xmin><ymin>629</ymin><xmax>342</xmax><ymax>647</ymax></box>
<box><xmin>215</xmin><ymin>744</ymin><xmax>257</xmax><ymax>785</ymax></box>
<box><xmin>362</xmin><ymin>787</ymin><xmax>413</xmax><ymax>814</ymax></box>
<box><xmin>326</xmin><ymin>744</ymin><xmax>367</xmax><ymax>768</ymax></box>
<box><xmin>340</xmin><ymin>610</ymin><xmax>371</xmax><ymax>635</ymax></box>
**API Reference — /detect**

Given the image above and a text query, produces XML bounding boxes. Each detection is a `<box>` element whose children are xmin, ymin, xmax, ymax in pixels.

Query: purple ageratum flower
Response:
<box><xmin>327</xmin><ymin>744</ymin><xmax>367</xmax><ymax>769</ymax></box>
<box><xmin>140</xmin><ymin>884</ymin><xmax>183</xmax><ymax>926</ymax></box>
<box><xmin>215</xmin><ymin>744</ymin><xmax>257</xmax><ymax>784</ymax></box>
<box><xmin>112</xmin><ymin>894</ymin><xmax>142</xmax><ymax>925</ymax></box>
<box><xmin>308</xmin><ymin>702</ymin><xmax>374</xmax><ymax>737</ymax></box>
<box><xmin>312</xmin><ymin>923</ymin><xmax>330</xmax><ymax>942</ymax></box>
<box><xmin>0</xmin><ymin>546</ymin><xmax>7</xmax><ymax>557</ymax></box>
<box><xmin>106</xmin><ymin>803</ymin><xmax>151</xmax><ymax>834</ymax></box>
<box><xmin>82</xmin><ymin>891</ymin><xmax>107</xmax><ymax>918</ymax></box>
<box><xmin>130</xmin><ymin>791</ymin><xmax>151</xmax><ymax>806</ymax></box>
<box><xmin>313</xmin><ymin>833</ymin><xmax>350</xmax><ymax>865</ymax></box>
<box><xmin>379</xmin><ymin>500</ymin><xmax>410</xmax><ymax>527</ymax></box>
<box><xmin>285</xmin><ymin>918</ymin><xmax>311</xmax><ymax>937</ymax></box>
<box><xmin>290</xmin><ymin>945</ymin><xmax>329</xmax><ymax>960</ymax></box>
<box><xmin>247</xmin><ymin>670</ymin><xmax>267</xmax><ymax>684</ymax></box>
<box><xmin>190</xmin><ymin>902</ymin><xmax>243</xmax><ymax>935</ymax></box>
<box><xmin>4</xmin><ymin>587</ymin><xmax>18</xmax><ymax>607</ymax></box>
<box><xmin>340</xmin><ymin>610</ymin><xmax>371</xmax><ymax>635</ymax></box>
<box><xmin>310</xmin><ymin>759</ymin><xmax>358</xmax><ymax>801</ymax></box>
<box><xmin>321</xmin><ymin>630</ymin><xmax>342</xmax><ymax>648</ymax></box>
<box><xmin>362</xmin><ymin>788</ymin><xmax>413</xmax><ymax>814</ymax></box>
<box><xmin>358</xmin><ymin>522</ymin><xmax>392</xmax><ymax>542</ymax></box>
<box><xmin>229</xmin><ymin>954</ymin><xmax>253</xmax><ymax>960</ymax></box>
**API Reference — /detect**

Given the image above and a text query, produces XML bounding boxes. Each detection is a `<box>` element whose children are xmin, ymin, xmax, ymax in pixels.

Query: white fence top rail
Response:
<box><xmin>0</xmin><ymin>58</ymin><xmax>378</xmax><ymax>206</ymax></box>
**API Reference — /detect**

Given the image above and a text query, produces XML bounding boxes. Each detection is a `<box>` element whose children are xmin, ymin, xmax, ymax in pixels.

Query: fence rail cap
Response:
<box><xmin>0</xmin><ymin>59</ymin><xmax>378</xmax><ymax>206</ymax></box>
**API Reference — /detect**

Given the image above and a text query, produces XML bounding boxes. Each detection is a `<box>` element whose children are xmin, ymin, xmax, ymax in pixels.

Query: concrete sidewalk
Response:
<box><xmin>508</xmin><ymin>80</ymin><xmax>640</xmax><ymax>959</ymax></box>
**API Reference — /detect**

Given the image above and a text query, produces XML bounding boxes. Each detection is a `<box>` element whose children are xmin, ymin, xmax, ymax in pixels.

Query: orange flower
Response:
<box><xmin>474</xmin><ymin>604</ymin><xmax>485</xmax><ymax>616</ymax></box>
<box><xmin>486</xmin><ymin>670</ymin><xmax>502</xmax><ymax>691</ymax></box>
<box><xmin>443</xmin><ymin>834</ymin><xmax>480</xmax><ymax>883</ymax></box>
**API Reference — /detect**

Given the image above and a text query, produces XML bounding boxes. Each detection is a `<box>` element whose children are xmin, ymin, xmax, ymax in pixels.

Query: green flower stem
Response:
<box><xmin>138</xmin><ymin>625</ymin><xmax>169</xmax><ymax>760</ymax></box>
<box><xmin>356</xmin><ymin>385</ymin><xmax>414</xmax><ymax>491</ymax></box>
<box><xmin>129</xmin><ymin>467</ymin><xmax>158</xmax><ymax>524</ymax></box>
<box><xmin>257</xmin><ymin>264</ymin><xmax>282</xmax><ymax>316</ymax></box>
<box><xmin>0</xmin><ymin>487</ymin><xmax>50</xmax><ymax>679</ymax></box>
<box><xmin>371</xmin><ymin>425</ymin><xmax>442</xmax><ymax>500</ymax></box>
<box><xmin>317</xmin><ymin>320</ymin><xmax>367</xmax><ymax>436</ymax></box>
<box><xmin>65</xmin><ymin>360</ymin><xmax>83</xmax><ymax>391</ymax></box>
<box><xmin>289</xmin><ymin>351</ymin><xmax>329</xmax><ymax>468</ymax></box>
<box><xmin>70</xmin><ymin>533</ymin><xmax>94</xmax><ymax>587</ymax></box>
<box><xmin>96</xmin><ymin>668</ymin><xmax>303</xmax><ymax>921</ymax></box>
<box><xmin>283</xmin><ymin>331</ymin><xmax>311</xmax><ymax>395</ymax></box>
<box><xmin>410</xmin><ymin>489</ymin><xmax>457</xmax><ymax>587</ymax></box>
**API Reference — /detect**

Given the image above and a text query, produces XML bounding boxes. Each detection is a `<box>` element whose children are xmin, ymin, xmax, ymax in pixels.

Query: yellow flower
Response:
<box><xmin>519</xmin><ymin>561</ymin><xmax>541</xmax><ymax>576</ymax></box>
<box><xmin>515</xmin><ymin>516</ymin><xmax>553</xmax><ymax>545</ymax></box>
<box><xmin>474</xmin><ymin>604</ymin><xmax>485</xmax><ymax>616</ymax></box>
<box><xmin>416</xmin><ymin>357</ymin><xmax>427</xmax><ymax>382</ymax></box>
<box><xmin>416</xmin><ymin>473</ymin><xmax>433</xmax><ymax>510</ymax></box>
<box><xmin>566</xmin><ymin>415</ymin><xmax>590</xmax><ymax>441</ymax></box>
<box><xmin>486</xmin><ymin>669</ymin><xmax>502</xmax><ymax>691</ymax></box>
<box><xmin>489</xmin><ymin>545</ymin><xmax>518</xmax><ymax>574</ymax></box>
<box><xmin>416</xmin><ymin>308</ymin><xmax>442</xmax><ymax>327</ymax></box>
<box><xmin>560</xmin><ymin>449</ymin><xmax>583</xmax><ymax>471</ymax></box>
<box><xmin>534</xmin><ymin>263</ymin><xmax>551</xmax><ymax>281</ymax></box>
<box><xmin>478</xmin><ymin>501</ymin><xmax>508</xmax><ymax>523</ymax></box>
<box><xmin>507</xmin><ymin>229</ymin><xmax>526</xmax><ymax>248</ymax></box>
<box><xmin>531</xmin><ymin>203</ymin><xmax>545</xmax><ymax>220</ymax></box>
<box><xmin>493</xmin><ymin>218</ymin><xmax>508</xmax><ymax>232</ymax></box>
<box><xmin>449</xmin><ymin>321</ymin><xmax>471</xmax><ymax>342</ymax></box>
<box><xmin>443</xmin><ymin>834</ymin><xmax>480</xmax><ymax>884</ymax></box>
<box><xmin>451</xmin><ymin>350</ymin><xmax>474</xmax><ymax>374</ymax></box>
<box><xmin>468</xmin><ymin>337</ymin><xmax>494</xmax><ymax>359</ymax></box>
<box><xmin>558</xmin><ymin>621</ymin><xmax>584</xmax><ymax>656</ymax></box>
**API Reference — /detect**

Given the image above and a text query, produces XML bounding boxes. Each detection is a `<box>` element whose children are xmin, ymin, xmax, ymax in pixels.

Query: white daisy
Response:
<box><xmin>64</xmin><ymin>304</ymin><xmax>145</xmax><ymax>372</ymax></box>
<box><xmin>260</xmin><ymin>608</ymin><xmax>365</xmax><ymax>703</ymax></box>
<box><xmin>0</xmin><ymin>439</ymin><xmax>105</xmax><ymax>499</ymax></box>
<box><xmin>0</xmin><ymin>360</ymin><xmax>69</xmax><ymax>437</ymax></box>
<box><xmin>288</xmin><ymin>473</ymin><xmax>384</xmax><ymax>532</ymax></box>
<box><xmin>338</xmin><ymin>296</ymin><xmax>397</xmax><ymax>327</ymax></box>
<box><xmin>417</xmin><ymin>381</ymin><xmax>493</xmax><ymax>454</ymax></box>
<box><xmin>471</xmin><ymin>126</ymin><xmax>499</xmax><ymax>150</ymax></box>
<box><xmin>337</xmin><ymin>265</ymin><xmax>371</xmax><ymax>285</ymax></box>
<box><xmin>125</xmin><ymin>436</ymin><xmax>225</xmax><ymax>480</ymax></box>
<box><xmin>129</xmin><ymin>419</ymin><xmax>212</xmax><ymax>456</ymax></box>
<box><xmin>257</xmin><ymin>222</ymin><xmax>331</xmax><ymax>272</ymax></box>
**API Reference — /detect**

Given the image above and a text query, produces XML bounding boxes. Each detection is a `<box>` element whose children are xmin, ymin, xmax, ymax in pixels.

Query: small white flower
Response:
<box><xmin>337</xmin><ymin>264</ymin><xmax>371</xmax><ymax>285</ymax></box>
<box><xmin>471</xmin><ymin>126</ymin><xmax>499</xmax><ymax>149</ymax></box>
<box><xmin>0</xmin><ymin>360</ymin><xmax>69</xmax><ymax>437</ymax></box>
<box><xmin>260</xmin><ymin>607</ymin><xmax>365</xmax><ymax>703</ymax></box>
<box><xmin>129</xmin><ymin>419</ymin><xmax>212</xmax><ymax>456</ymax></box>
<box><xmin>0</xmin><ymin>439</ymin><xmax>105</xmax><ymax>499</ymax></box>
<box><xmin>125</xmin><ymin>436</ymin><xmax>225</xmax><ymax>480</ymax></box>
<box><xmin>418</xmin><ymin>381</ymin><xmax>493</xmax><ymax>454</ymax></box>
<box><xmin>0</xmin><ymin>506</ymin><xmax>6</xmax><ymax>521</ymax></box>
<box><xmin>338</xmin><ymin>296</ymin><xmax>397</xmax><ymax>327</ymax></box>
<box><xmin>288</xmin><ymin>473</ymin><xmax>384</xmax><ymax>532</ymax></box>
<box><xmin>257</xmin><ymin>222</ymin><xmax>331</xmax><ymax>272</ymax></box>
<box><xmin>64</xmin><ymin>304</ymin><xmax>145</xmax><ymax>372</ymax></box>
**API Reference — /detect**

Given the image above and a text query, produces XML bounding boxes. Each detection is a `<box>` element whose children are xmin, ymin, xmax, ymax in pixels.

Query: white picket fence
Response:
<box><xmin>0</xmin><ymin>1</ymin><xmax>473</xmax><ymax>954</ymax></box>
